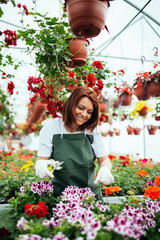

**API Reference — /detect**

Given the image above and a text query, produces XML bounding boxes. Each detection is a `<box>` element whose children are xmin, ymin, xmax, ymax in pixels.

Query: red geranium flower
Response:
<box><xmin>7</xmin><ymin>81</ymin><xmax>15</xmax><ymax>95</ymax></box>
<box><xmin>92</xmin><ymin>61</ymin><xmax>103</xmax><ymax>69</ymax></box>
<box><xmin>84</xmin><ymin>73</ymin><xmax>97</xmax><ymax>87</ymax></box>
<box><xmin>24</xmin><ymin>202</ymin><xmax>48</xmax><ymax>218</ymax></box>
<box><xmin>3</xmin><ymin>29</ymin><xmax>18</xmax><ymax>47</ymax></box>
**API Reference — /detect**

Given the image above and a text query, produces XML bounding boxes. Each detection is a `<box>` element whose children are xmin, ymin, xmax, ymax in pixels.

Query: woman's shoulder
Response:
<box><xmin>40</xmin><ymin>118</ymin><xmax>62</xmax><ymax>134</ymax></box>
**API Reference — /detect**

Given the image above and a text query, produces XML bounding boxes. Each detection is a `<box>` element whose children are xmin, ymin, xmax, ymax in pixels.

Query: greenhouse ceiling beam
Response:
<box><xmin>94</xmin><ymin>17</ymin><xmax>142</xmax><ymax>53</ymax></box>
<box><xmin>0</xmin><ymin>19</ymin><xmax>24</xmax><ymax>29</ymax></box>
<box><xmin>123</xmin><ymin>0</ymin><xmax>160</xmax><ymax>27</ymax></box>
<box><xmin>143</xmin><ymin>16</ymin><xmax>160</xmax><ymax>38</ymax></box>
<box><xmin>96</xmin><ymin>0</ymin><xmax>151</xmax><ymax>52</ymax></box>
<box><xmin>93</xmin><ymin>54</ymin><xmax>153</xmax><ymax>63</ymax></box>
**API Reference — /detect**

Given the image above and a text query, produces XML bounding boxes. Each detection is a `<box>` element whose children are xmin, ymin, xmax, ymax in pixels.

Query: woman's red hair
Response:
<box><xmin>61</xmin><ymin>86</ymin><xmax>99</xmax><ymax>132</ymax></box>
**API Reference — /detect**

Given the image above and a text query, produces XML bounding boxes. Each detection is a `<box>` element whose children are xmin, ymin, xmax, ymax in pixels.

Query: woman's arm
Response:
<box><xmin>97</xmin><ymin>156</ymin><xmax>112</xmax><ymax>170</ymax></box>
<box><xmin>37</xmin><ymin>156</ymin><xmax>50</xmax><ymax>160</ymax></box>
<box><xmin>95</xmin><ymin>156</ymin><xmax>114</xmax><ymax>185</ymax></box>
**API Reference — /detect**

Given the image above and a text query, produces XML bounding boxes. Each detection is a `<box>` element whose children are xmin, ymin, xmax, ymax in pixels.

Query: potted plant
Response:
<box><xmin>64</xmin><ymin>0</ymin><xmax>110</xmax><ymax>38</ymax></box>
<box><xmin>147</xmin><ymin>69</ymin><xmax>160</xmax><ymax>97</ymax></box>
<box><xmin>127</xmin><ymin>125</ymin><xmax>134</xmax><ymax>135</ymax></box>
<box><xmin>108</xmin><ymin>130</ymin><xmax>114</xmax><ymax>137</ymax></box>
<box><xmin>133</xmin><ymin>127</ymin><xmax>141</xmax><ymax>135</ymax></box>
<box><xmin>133</xmin><ymin>71</ymin><xmax>151</xmax><ymax>100</ymax></box>
<box><xmin>99</xmin><ymin>97</ymin><xmax>108</xmax><ymax>113</ymax></box>
<box><xmin>116</xmin><ymin>83</ymin><xmax>133</xmax><ymax>106</ymax></box>
<box><xmin>147</xmin><ymin>125</ymin><xmax>157</xmax><ymax>135</ymax></box>
<box><xmin>129</xmin><ymin>101</ymin><xmax>153</xmax><ymax>119</ymax></box>
<box><xmin>114</xmin><ymin>128</ymin><xmax>120</xmax><ymax>136</ymax></box>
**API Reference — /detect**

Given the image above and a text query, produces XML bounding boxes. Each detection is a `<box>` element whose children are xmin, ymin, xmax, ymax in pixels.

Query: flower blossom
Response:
<box><xmin>3</xmin><ymin>29</ymin><xmax>18</xmax><ymax>47</ymax></box>
<box><xmin>136</xmin><ymin>170</ymin><xmax>148</xmax><ymax>177</ymax></box>
<box><xmin>7</xmin><ymin>81</ymin><xmax>15</xmax><ymax>95</ymax></box>
<box><xmin>42</xmin><ymin>186</ymin><xmax>109</xmax><ymax>240</ymax></box>
<box><xmin>16</xmin><ymin>217</ymin><xmax>27</xmax><ymax>230</ymax></box>
<box><xmin>25</xmin><ymin>202</ymin><xmax>48</xmax><ymax>218</ymax></box>
<box><xmin>105</xmin><ymin>200</ymin><xmax>160</xmax><ymax>239</ymax></box>
<box><xmin>154</xmin><ymin>176</ymin><xmax>160</xmax><ymax>185</ymax></box>
<box><xmin>84</xmin><ymin>73</ymin><xmax>97</xmax><ymax>87</ymax></box>
<box><xmin>92</xmin><ymin>61</ymin><xmax>103</xmax><ymax>69</ymax></box>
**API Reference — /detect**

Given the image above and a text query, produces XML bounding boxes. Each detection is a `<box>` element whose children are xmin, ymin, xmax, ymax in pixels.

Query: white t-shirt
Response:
<box><xmin>37</xmin><ymin>118</ymin><xmax>107</xmax><ymax>158</ymax></box>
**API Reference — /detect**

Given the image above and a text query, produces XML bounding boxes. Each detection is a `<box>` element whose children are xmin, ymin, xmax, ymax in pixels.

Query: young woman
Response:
<box><xmin>35</xmin><ymin>86</ymin><xmax>114</xmax><ymax>199</ymax></box>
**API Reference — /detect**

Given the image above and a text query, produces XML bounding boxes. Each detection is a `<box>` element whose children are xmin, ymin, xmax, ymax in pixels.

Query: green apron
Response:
<box><xmin>51</xmin><ymin>133</ymin><xmax>100</xmax><ymax>199</ymax></box>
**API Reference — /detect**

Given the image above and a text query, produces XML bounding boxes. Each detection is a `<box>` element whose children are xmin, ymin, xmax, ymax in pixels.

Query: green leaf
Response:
<box><xmin>0</xmin><ymin>8</ymin><xmax>3</xmax><ymax>18</ymax></box>
<box><xmin>0</xmin><ymin>208</ymin><xmax>17</xmax><ymax>232</ymax></box>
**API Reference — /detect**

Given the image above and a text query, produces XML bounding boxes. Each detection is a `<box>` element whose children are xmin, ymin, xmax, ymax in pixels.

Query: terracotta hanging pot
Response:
<box><xmin>67</xmin><ymin>38</ymin><xmax>89</xmax><ymax>68</ymax></box>
<box><xmin>66</xmin><ymin>0</ymin><xmax>109</xmax><ymax>38</ymax></box>
<box><xmin>28</xmin><ymin>101</ymin><xmax>46</xmax><ymax>124</ymax></box>
<box><xmin>99</xmin><ymin>101</ymin><xmax>108</xmax><ymax>113</ymax></box>
<box><xmin>108</xmin><ymin>130</ymin><xmax>114</xmax><ymax>137</ymax></box>
<box><xmin>133</xmin><ymin>128</ymin><xmax>141</xmax><ymax>135</ymax></box>
<box><xmin>113</xmin><ymin>99</ymin><xmax>119</xmax><ymax>109</ymax></box>
<box><xmin>147</xmin><ymin>80</ymin><xmax>160</xmax><ymax>97</ymax></box>
<box><xmin>148</xmin><ymin>129</ymin><xmax>156</xmax><ymax>135</ymax></box>
<box><xmin>115</xmin><ymin>131</ymin><xmax>120</xmax><ymax>136</ymax></box>
<box><xmin>155</xmin><ymin>115</ymin><xmax>160</xmax><ymax>121</ymax></box>
<box><xmin>134</xmin><ymin>85</ymin><xmax>150</xmax><ymax>100</ymax></box>
<box><xmin>127</xmin><ymin>127</ymin><xmax>134</xmax><ymax>135</ymax></box>
<box><xmin>139</xmin><ymin>108</ymin><xmax>148</xmax><ymax>117</ymax></box>
<box><xmin>118</xmin><ymin>92</ymin><xmax>132</xmax><ymax>106</ymax></box>
<box><xmin>24</xmin><ymin>122</ymin><xmax>33</xmax><ymax>134</ymax></box>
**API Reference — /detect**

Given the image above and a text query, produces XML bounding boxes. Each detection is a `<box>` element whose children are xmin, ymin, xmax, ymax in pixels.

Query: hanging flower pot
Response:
<box><xmin>139</xmin><ymin>108</ymin><xmax>148</xmax><ymax>117</ymax></box>
<box><xmin>147</xmin><ymin>125</ymin><xmax>157</xmax><ymax>135</ymax></box>
<box><xmin>108</xmin><ymin>130</ymin><xmax>114</xmax><ymax>137</ymax></box>
<box><xmin>148</xmin><ymin>129</ymin><xmax>156</xmax><ymax>135</ymax></box>
<box><xmin>65</xmin><ymin>0</ymin><xmax>109</xmax><ymax>38</ymax></box>
<box><xmin>133</xmin><ymin>128</ymin><xmax>141</xmax><ymax>135</ymax></box>
<box><xmin>67</xmin><ymin>38</ymin><xmax>89</xmax><ymax>68</ymax></box>
<box><xmin>118</xmin><ymin>92</ymin><xmax>132</xmax><ymax>106</ymax></box>
<box><xmin>23</xmin><ymin>122</ymin><xmax>33</xmax><ymax>134</ymax></box>
<box><xmin>155</xmin><ymin>115</ymin><xmax>160</xmax><ymax>121</ymax></box>
<box><xmin>114</xmin><ymin>128</ymin><xmax>120</xmax><ymax>136</ymax></box>
<box><xmin>127</xmin><ymin>126</ymin><xmax>134</xmax><ymax>135</ymax></box>
<box><xmin>113</xmin><ymin>99</ymin><xmax>119</xmax><ymax>109</ymax></box>
<box><xmin>99</xmin><ymin>99</ymin><xmax>108</xmax><ymax>113</ymax></box>
<box><xmin>28</xmin><ymin>101</ymin><xmax>46</xmax><ymax>124</ymax></box>
<box><xmin>134</xmin><ymin>85</ymin><xmax>150</xmax><ymax>100</ymax></box>
<box><xmin>147</xmin><ymin>80</ymin><xmax>160</xmax><ymax>97</ymax></box>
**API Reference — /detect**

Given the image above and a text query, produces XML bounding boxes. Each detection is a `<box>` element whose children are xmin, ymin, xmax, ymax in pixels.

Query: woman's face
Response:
<box><xmin>73</xmin><ymin>97</ymin><xmax>93</xmax><ymax>128</ymax></box>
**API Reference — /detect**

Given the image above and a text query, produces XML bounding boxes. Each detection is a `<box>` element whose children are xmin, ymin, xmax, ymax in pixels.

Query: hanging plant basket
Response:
<box><xmin>147</xmin><ymin>80</ymin><xmax>160</xmax><ymax>97</ymax></box>
<box><xmin>65</xmin><ymin>0</ymin><xmax>109</xmax><ymax>38</ymax></box>
<box><xmin>99</xmin><ymin>101</ymin><xmax>108</xmax><ymax>113</ymax></box>
<box><xmin>133</xmin><ymin>128</ymin><xmax>141</xmax><ymax>135</ymax></box>
<box><xmin>148</xmin><ymin>129</ymin><xmax>156</xmax><ymax>135</ymax></box>
<box><xmin>139</xmin><ymin>108</ymin><xmax>148</xmax><ymax>117</ymax></box>
<box><xmin>155</xmin><ymin>115</ymin><xmax>160</xmax><ymax>121</ymax></box>
<box><xmin>127</xmin><ymin>127</ymin><xmax>134</xmax><ymax>135</ymax></box>
<box><xmin>118</xmin><ymin>92</ymin><xmax>132</xmax><ymax>106</ymax></box>
<box><xmin>23</xmin><ymin>122</ymin><xmax>33</xmax><ymax>134</ymax></box>
<box><xmin>28</xmin><ymin>101</ymin><xmax>46</xmax><ymax>124</ymax></box>
<box><xmin>134</xmin><ymin>85</ymin><xmax>150</xmax><ymax>100</ymax></box>
<box><xmin>67</xmin><ymin>38</ymin><xmax>89</xmax><ymax>68</ymax></box>
<box><xmin>108</xmin><ymin>130</ymin><xmax>114</xmax><ymax>137</ymax></box>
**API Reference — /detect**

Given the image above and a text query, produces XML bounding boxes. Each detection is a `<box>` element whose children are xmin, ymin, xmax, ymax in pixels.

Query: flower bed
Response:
<box><xmin>1</xmin><ymin>150</ymin><xmax>160</xmax><ymax>239</ymax></box>
<box><xmin>0</xmin><ymin>183</ymin><xmax>160</xmax><ymax>240</ymax></box>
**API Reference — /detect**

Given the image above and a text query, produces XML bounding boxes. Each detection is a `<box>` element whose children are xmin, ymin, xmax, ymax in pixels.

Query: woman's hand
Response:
<box><xmin>94</xmin><ymin>166</ymin><xmax>114</xmax><ymax>185</ymax></box>
<box><xmin>35</xmin><ymin>159</ymin><xmax>54</xmax><ymax>179</ymax></box>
